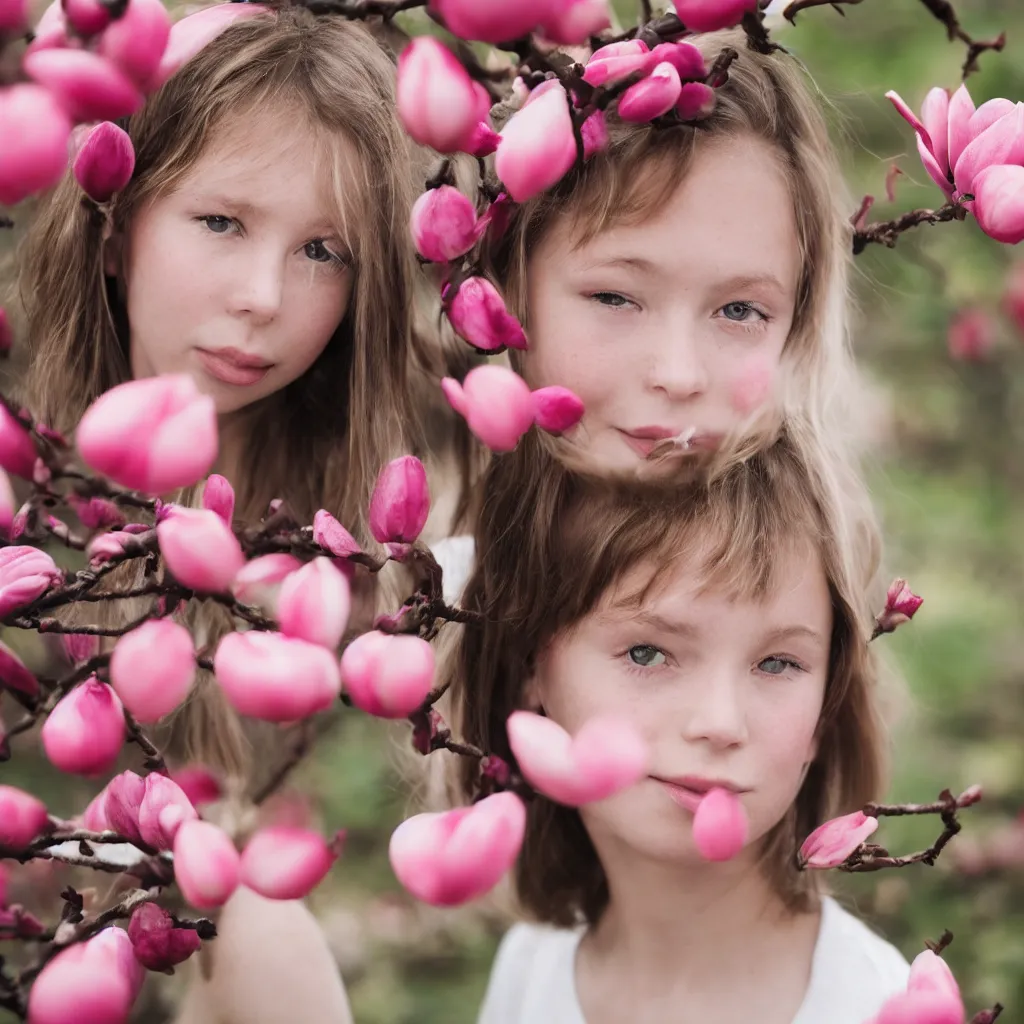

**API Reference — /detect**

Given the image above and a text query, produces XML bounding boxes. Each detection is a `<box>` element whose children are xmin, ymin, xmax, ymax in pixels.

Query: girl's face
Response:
<box><xmin>528</xmin><ymin>543</ymin><xmax>830</xmax><ymax>868</ymax></box>
<box><xmin>115</xmin><ymin>107</ymin><xmax>355</xmax><ymax>417</ymax></box>
<box><xmin>522</xmin><ymin>134</ymin><xmax>800</xmax><ymax>472</ymax></box>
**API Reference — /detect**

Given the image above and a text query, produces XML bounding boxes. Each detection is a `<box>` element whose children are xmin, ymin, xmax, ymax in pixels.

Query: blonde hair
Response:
<box><xmin>15</xmin><ymin>4</ymin><xmax>423</xmax><ymax>534</ymax></box>
<box><xmin>10</xmin><ymin>5</ymin><xmax>438</xmax><ymax>782</ymax></box>
<box><xmin>480</xmin><ymin>31</ymin><xmax>880</xmax><ymax>587</ymax></box>
<box><xmin>444</xmin><ymin>430</ymin><xmax>891</xmax><ymax>926</ymax></box>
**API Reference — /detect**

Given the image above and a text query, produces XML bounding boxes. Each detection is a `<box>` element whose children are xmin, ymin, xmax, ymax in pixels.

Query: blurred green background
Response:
<box><xmin>3</xmin><ymin>0</ymin><xmax>1024</xmax><ymax>1021</ymax></box>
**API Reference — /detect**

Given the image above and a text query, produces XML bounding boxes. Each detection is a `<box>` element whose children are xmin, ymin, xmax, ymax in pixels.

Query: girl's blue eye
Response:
<box><xmin>304</xmin><ymin>240</ymin><xmax>339</xmax><ymax>264</ymax></box>
<box><xmin>199</xmin><ymin>215</ymin><xmax>234</xmax><ymax>234</ymax></box>
<box><xmin>628</xmin><ymin>644</ymin><xmax>665</xmax><ymax>667</ymax></box>
<box><xmin>757</xmin><ymin>656</ymin><xmax>800</xmax><ymax>676</ymax></box>
<box><xmin>591</xmin><ymin>291</ymin><xmax>632</xmax><ymax>308</ymax></box>
<box><xmin>721</xmin><ymin>301</ymin><xmax>761</xmax><ymax>322</ymax></box>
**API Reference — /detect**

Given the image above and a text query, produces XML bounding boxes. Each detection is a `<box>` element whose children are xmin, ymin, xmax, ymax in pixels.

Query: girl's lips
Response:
<box><xmin>196</xmin><ymin>348</ymin><xmax>273</xmax><ymax>387</ymax></box>
<box><xmin>656</xmin><ymin>780</ymin><xmax>705</xmax><ymax>813</ymax></box>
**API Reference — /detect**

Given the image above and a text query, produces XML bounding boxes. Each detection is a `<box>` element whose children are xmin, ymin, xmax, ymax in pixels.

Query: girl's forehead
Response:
<box><xmin>181</xmin><ymin>106</ymin><xmax>359</xmax><ymax>228</ymax></box>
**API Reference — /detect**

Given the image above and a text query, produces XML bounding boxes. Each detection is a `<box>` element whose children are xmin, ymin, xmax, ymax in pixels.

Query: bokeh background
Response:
<box><xmin>2</xmin><ymin>0</ymin><xmax>1023</xmax><ymax>1020</ymax></box>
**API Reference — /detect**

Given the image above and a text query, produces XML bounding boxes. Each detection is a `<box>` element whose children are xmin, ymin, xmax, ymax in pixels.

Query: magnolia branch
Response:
<box><xmin>17</xmin><ymin>888</ymin><xmax>157</xmax><ymax>988</ymax></box>
<box><xmin>852</xmin><ymin>200</ymin><xmax>965</xmax><ymax>254</ymax></box>
<box><xmin>841</xmin><ymin>786</ymin><xmax>980</xmax><ymax>872</ymax></box>
<box><xmin>782</xmin><ymin>0</ymin><xmax>1004</xmax><ymax>77</ymax></box>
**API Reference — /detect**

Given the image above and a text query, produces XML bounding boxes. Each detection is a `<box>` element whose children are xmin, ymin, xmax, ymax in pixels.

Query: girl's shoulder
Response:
<box><xmin>477</xmin><ymin>921</ymin><xmax>586</xmax><ymax>1024</ymax></box>
<box><xmin>795</xmin><ymin>895</ymin><xmax>911</xmax><ymax>1024</ymax></box>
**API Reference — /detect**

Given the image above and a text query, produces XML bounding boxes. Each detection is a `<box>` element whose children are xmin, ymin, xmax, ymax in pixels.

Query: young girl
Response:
<box><xmin>433</xmin><ymin>29</ymin><xmax>880</xmax><ymax>604</ymax></box>
<box><xmin>446</xmin><ymin>433</ymin><xmax>909</xmax><ymax>1024</ymax></box>
<box><xmin>10</xmin><ymin>5</ymin><xmax>445</xmax><ymax>1021</ymax></box>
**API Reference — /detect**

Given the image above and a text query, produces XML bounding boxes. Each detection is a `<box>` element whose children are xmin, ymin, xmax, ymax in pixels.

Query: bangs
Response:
<box><xmin>550</xmin><ymin>435</ymin><xmax>830</xmax><ymax>641</ymax></box>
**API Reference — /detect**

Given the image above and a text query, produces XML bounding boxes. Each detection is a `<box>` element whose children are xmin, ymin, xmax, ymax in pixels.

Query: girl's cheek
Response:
<box><xmin>728</xmin><ymin>355</ymin><xmax>777</xmax><ymax>416</ymax></box>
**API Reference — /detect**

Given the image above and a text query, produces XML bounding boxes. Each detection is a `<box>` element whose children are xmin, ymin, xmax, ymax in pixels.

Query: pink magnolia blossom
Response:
<box><xmin>22</xmin><ymin>49</ymin><xmax>144</xmax><ymax>122</ymax></box>
<box><xmin>157</xmin><ymin>506</ymin><xmax>244</xmax><ymax>594</ymax></box>
<box><xmin>240</xmin><ymin>827</ymin><xmax>338</xmax><ymax>900</ymax></box>
<box><xmin>428</xmin><ymin>0</ymin><xmax>559</xmax><ymax>43</ymax></box>
<box><xmin>673</xmin><ymin>0</ymin><xmax>757</xmax><ymax>31</ymax></box>
<box><xmin>692</xmin><ymin>787</ymin><xmax>749</xmax><ymax>862</ymax></box>
<box><xmin>276</xmin><ymin>557</ymin><xmax>351</xmax><ymax>650</ymax></box>
<box><xmin>411</xmin><ymin>186</ymin><xmax>481</xmax><ymax>263</ymax></box>
<box><xmin>0</xmin><ymin>84</ymin><xmax>73</xmax><ymax>207</ymax></box>
<box><xmin>40</xmin><ymin>678</ymin><xmax>125</xmax><ymax>776</ymax></box>
<box><xmin>230</xmin><ymin>553</ymin><xmax>301</xmax><ymax>613</ymax></box>
<box><xmin>0</xmin><ymin>640</ymin><xmax>40</xmax><ymax>698</ymax></box>
<box><xmin>97</xmin><ymin>0</ymin><xmax>171</xmax><ymax>87</ymax></box>
<box><xmin>443</xmin><ymin>366</ymin><xmax>582</xmax><ymax>452</ymax></box>
<box><xmin>875</xmin><ymin>577</ymin><xmax>924</xmax><ymax>636</ymax></box>
<box><xmin>540</xmin><ymin>0</ymin><xmax>611</xmax><ymax>44</ymax></box>
<box><xmin>649</xmin><ymin>41</ymin><xmax>707</xmax><ymax>81</ymax></box>
<box><xmin>871</xmin><ymin>952</ymin><xmax>965</xmax><ymax>1024</ymax></box>
<box><xmin>110</xmin><ymin>619</ymin><xmax>195</xmax><ymax>722</ymax></box>
<box><xmin>76</xmin><ymin>375</ymin><xmax>218</xmax><ymax>494</ymax></box>
<box><xmin>583</xmin><ymin>39</ymin><xmax>652</xmax><ymax>87</ymax></box>
<box><xmin>397</xmin><ymin>37</ymin><xmax>492</xmax><ymax>154</ymax></box>
<box><xmin>886</xmin><ymin>84</ymin><xmax>1024</xmax><ymax>245</ymax></box>
<box><xmin>100</xmin><ymin>770</ymin><xmax>147</xmax><ymax>844</ymax></box>
<box><xmin>0</xmin><ymin>547</ymin><xmax>62</xmax><ymax>618</ymax></box>
<box><xmin>947</xmin><ymin>308</ymin><xmax>996</xmax><ymax>362</ymax></box>
<box><xmin>136</xmin><ymin>773</ymin><xmax>197</xmax><ymax>850</ymax></box>
<box><xmin>389</xmin><ymin>792</ymin><xmax>526</xmax><ymax>906</ymax></box>
<box><xmin>312</xmin><ymin>510</ymin><xmax>361</xmax><ymax>559</ymax></box>
<box><xmin>445</xmin><ymin>277</ymin><xmax>528</xmax><ymax>353</ymax></box>
<box><xmin>60</xmin><ymin>632</ymin><xmax>100</xmax><ymax>666</ymax></box>
<box><xmin>64</xmin><ymin>0</ymin><xmax>111</xmax><ymax>35</ymax></box>
<box><xmin>496</xmin><ymin>81</ymin><xmax>577</xmax><ymax>202</ymax></box>
<box><xmin>170</xmin><ymin>766</ymin><xmax>222</xmax><ymax>808</ymax></box>
<box><xmin>72</xmin><ymin>120</ymin><xmax>135</xmax><ymax>203</ymax></box>
<box><xmin>28</xmin><ymin>926</ymin><xmax>144</xmax><ymax>1024</ymax></box>
<box><xmin>677</xmin><ymin>81</ymin><xmax>717</xmax><ymax>120</ymax></box>
<box><xmin>0</xmin><ymin>0</ymin><xmax>28</xmax><ymax>32</ymax></box>
<box><xmin>173</xmin><ymin>820</ymin><xmax>240</xmax><ymax>909</ymax></box>
<box><xmin>799</xmin><ymin>810</ymin><xmax>879</xmax><ymax>868</ymax></box>
<box><xmin>618</xmin><ymin>62</ymin><xmax>682</xmax><ymax>123</ymax></box>
<box><xmin>369</xmin><ymin>455</ymin><xmax>430</xmax><ymax>547</ymax></box>
<box><xmin>0</xmin><ymin>785</ymin><xmax>50</xmax><ymax>848</ymax></box>
<box><xmin>68</xmin><ymin>494</ymin><xmax>126</xmax><ymax>530</ymax></box>
<box><xmin>340</xmin><ymin>630</ymin><xmax>434</xmax><ymax>719</ymax></box>
<box><xmin>0</xmin><ymin>403</ymin><xmax>38</xmax><ymax>479</ymax></box>
<box><xmin>441</xmin><ymin>366</ymin><xmax>533</xmax><ymax>453</ymax></box>
<box><xmin>148</xmin><ymin>2</ymin><xmax>267</xmax><ymax>89</ymax></box>
<box><xmin>972</xmin><ymin>164</ymin><xmax>1024</xmax><ymax>244</ymax></box>
<box><xmin>531</xmin><ymin>386</ymin><xmax>584</xmax><ymax>435</ymax></box>
<box><xmin>128</xmin><ymin>902</ymin><xmax>202</xmax><ymax>971</ymax></box>
<box><xmin>86</xmin><ymin>524</ymin><xmax>151</xmax><ymax>566</ymax></box>
<box><xmin>507</xmin><ymin>711</ymin><xmax>648</xmax><ymax>806</ymax></box>
<box><xmin>202</xmin><ymin>473</ymin><xmax>235</xmax><ymax>525</ymax></box>
<box><xmin>214</xmin><ymin>631</ymin><xmax>341</xmax><ymax>722</ymax></box>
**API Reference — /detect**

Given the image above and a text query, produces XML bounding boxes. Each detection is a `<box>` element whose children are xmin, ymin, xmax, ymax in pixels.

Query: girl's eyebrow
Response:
<box><xmin>188</xmin><ymin>191</ymin><xmax>343</xmax><ymax>239</ymax></box>
<box><xmin>716</xmin><ymin>272</ymin><xmax>791</xmax><ymax>296</ymax></box>
<box><xmin>599</xmin><ymin>608</ymin><xmax>701</xmax><ymax>638</ymax></box>
<box><xmin>760</xmin><ymin>625</ymin><xmax>828</xmax><ymax>650</ymax></box>
<box><xmin>578</xmin><ymin>255</ymin><xmax>657</xmax><ymax>274</ymax></box>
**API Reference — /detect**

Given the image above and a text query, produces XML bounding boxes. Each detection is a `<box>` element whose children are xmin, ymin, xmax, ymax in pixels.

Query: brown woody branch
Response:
<box><xmin>852</xmin><ymin>200</ymin><xmax>966</xmax><ymax>254</ymax></box>
<box><xmin>841</xmin><ymin>787</ymin><xmax>979</xmax><ymax>872</ymax></box>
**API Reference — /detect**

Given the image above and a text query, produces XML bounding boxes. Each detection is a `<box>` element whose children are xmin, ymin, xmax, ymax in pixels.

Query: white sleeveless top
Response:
<box><xmin>477</xmin><ymin>896</ymin><xmax>910</xmax><ymax>1024</ymax></box>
